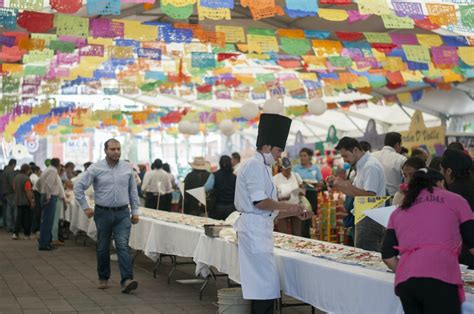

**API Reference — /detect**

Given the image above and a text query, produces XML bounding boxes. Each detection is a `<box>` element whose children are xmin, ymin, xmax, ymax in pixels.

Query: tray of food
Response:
<box><xmin>204</xmin><ymin>224</ymin><xmax>232</xmax><ymax>237</ymax></box>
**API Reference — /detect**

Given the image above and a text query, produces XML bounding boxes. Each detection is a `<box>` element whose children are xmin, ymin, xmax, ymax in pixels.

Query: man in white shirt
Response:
<box><xmin>37</xmin><ymin>158</ymin><xmax>66</xmax><ymax>251</ymax></box>
<box><xmin>330</xmin><ymin>137</ymin><xmax>386</xmax><ymax>252</ymax></box>
<box><xmin>141</xmin><ymin>159</ymin><xmax>172</xmax><ymax>210</ymax></box>
<box><xmin>372</xmin><ymin>132</ymin><xmax>407</xmax><ymax>196</ymax></box>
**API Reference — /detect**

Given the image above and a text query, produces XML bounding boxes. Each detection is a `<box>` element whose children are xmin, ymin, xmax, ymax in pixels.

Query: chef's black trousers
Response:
<box><xmin>251</xmin><ymin>299</ymin><xmax>274</xmax><ymax>314</ymax></box>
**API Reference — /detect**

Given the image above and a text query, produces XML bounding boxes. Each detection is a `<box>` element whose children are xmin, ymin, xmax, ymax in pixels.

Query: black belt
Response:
<box><xmin>95</xmin><ymin>204</ymin><xmax>128</xmax><ymax>211</ymax></box>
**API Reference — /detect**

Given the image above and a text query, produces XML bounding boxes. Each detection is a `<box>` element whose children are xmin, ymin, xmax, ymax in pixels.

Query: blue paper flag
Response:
<box><xmin>162</xmin><ymin>27</ymin><xmax>193</xmax><ymax>43</ymax></box>
<box><xmin>441</xmin><ymin>35</ymin><xmax>469</xmax><ymax>47</ymax></box>
<box><xmin>138</xmin><ymin>48</ymin><xmax>162</xmax><ymax>60</ymax></box>
<box><xmin>0</xmin><ymin>8</ymin><xmax>17</xmax><ymax>30</ymax></box>
<box><xmin>145</xmin><ymin>71</ymin><xmax>166</xmax><ymax>81</ymax></box>
<box><xmin>191</xmin><ymin>52</ymin><xmax>216</xmax><ymax>68</ymax></box>
<box><xmin>87</xmin><ymin>0</ymin><xmax>121</xmax><ymax>16</ymax></box>
<box><xmin>285</xmin><ymin>0</ymin><xmax>317</xmax><ymax>17</ymax></box>
<box><xmin>304</xmin><ymin>30</ymin><xmax>331</xmax><ymax>39</ymax></box>
<box><xmin>200</xmin><ymin>0</ymin><xmax>234</xmax><ymax>9</ymax></box>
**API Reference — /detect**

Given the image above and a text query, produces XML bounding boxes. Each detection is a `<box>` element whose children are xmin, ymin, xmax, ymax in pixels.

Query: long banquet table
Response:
<box><xmin>67</xmin><ymin>202</ymin><xmax>474</xmax><ymax>314</ymax></box>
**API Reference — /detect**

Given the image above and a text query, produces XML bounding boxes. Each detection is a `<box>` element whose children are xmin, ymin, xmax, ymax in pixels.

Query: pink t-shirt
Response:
<box><xmin>388</xmin><ymin>188</ymin><xmax>474</xmax><ymax>289</ymax></box>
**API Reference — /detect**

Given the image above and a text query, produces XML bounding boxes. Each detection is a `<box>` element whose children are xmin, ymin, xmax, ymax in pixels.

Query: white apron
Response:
<box><xmin>234</xmin><ymin>212</ymin><xmax>280</xmax><ymax>300</ymax></box>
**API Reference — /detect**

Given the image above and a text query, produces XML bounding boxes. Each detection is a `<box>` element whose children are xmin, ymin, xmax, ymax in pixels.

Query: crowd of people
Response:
<box><xmin>2</xmin><ymin>124</ymin><xmax>474</xmax><ymax>311</ymax></box>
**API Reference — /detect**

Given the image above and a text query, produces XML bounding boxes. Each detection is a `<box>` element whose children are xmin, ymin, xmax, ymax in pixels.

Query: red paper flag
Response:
<box><xmin>197</xmin><ymin>84</ymin><xmax>212</xmax><ymax>93</ymax></box>
<box><xmin>370</xmin><ymin>43</ymin><xmax>397</xmax><ymax>53</ymax></box>
<box><xmin>17</xmin><ymin>11</ymin><xmax>54</xmax><ymax>33</ymax></box>
<box><xmin>335</xmin><ymin>32</ymin><xmax>363</xmax><ymax>42</ymax></box>
<box><xmin>50</xmin><ymin>0</ymin><xmax>82</xmax><ymax>14</ymax></box>
<box><xmin>217</xmin><ymin>53</ymin><xmax>239</xmax><ymax>62</ymax></box>
<box><xmin>414</xmin><ymin>17</ymin><xmax>440</xmax><ymax>31</ymax></box>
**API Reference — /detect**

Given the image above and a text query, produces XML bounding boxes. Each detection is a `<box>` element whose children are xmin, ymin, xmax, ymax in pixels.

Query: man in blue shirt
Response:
<box><xmin>74</xmin><ymin>139</ymin><xmax>140</xmax><ymax>293</ymax></box>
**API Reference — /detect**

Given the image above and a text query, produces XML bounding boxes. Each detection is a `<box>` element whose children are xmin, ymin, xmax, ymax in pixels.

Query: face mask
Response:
<box><xmin>263</xmin><ymin>152</ymin><xmax>275</xmax><ymax>166</ymax></box>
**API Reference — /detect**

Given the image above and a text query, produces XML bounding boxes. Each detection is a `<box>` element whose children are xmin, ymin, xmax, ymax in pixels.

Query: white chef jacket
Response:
<box><xmin>234</xmin><ymin>152</ymin><xmax>280</xmax><ymax>300</ymax></box>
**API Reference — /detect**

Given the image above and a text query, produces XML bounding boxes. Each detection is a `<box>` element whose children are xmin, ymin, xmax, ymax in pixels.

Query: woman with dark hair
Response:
<box><xmin>204</xmin><ymin>155</ymin><xmax>236</xmax><ymax>220</ymax></box>
<box><xmin>392</xmin><ymin>157</ymin><xmax>426</xmax><ymax>206</ymax></box>
<box><xmin>293</xmin><ymin>147</ymin><xmax>322</xmax><ymax>238</ymax></box>
<box><xmin>381</xmin><ymin>169</ymin><xmax>474</xmax><ymax>314</ymax></box>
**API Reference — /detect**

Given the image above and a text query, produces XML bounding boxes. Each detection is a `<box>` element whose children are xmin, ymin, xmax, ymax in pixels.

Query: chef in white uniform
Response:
<box><xmin>234</xmin><ymin>114</ymin><xmax>313</xmax><ymax>314</ymax></box>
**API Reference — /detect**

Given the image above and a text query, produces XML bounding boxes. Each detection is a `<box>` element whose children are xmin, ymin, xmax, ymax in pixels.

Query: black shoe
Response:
<box><xmin>121</xmin><ymin>279</ymin><xmax>138</xmax><ymax>294</ymax></box>
<box><xmin>39</xmin><ymin>246</ymin><xmax>55</xmax><ymax>251</ymax></box>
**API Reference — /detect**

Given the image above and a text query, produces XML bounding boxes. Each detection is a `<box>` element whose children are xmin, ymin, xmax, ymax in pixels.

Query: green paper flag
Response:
<box><xmin>247</xmin><ymin>28</ymin><xmax>275</xmax><ymax>36</ymax></box>
<box><xmin>50</xmin><ymin>40</ymin><xmax>75</xmax><ymax>53</ymax></box>
<box><xmin>161</xmin><ymin>2</ymin><xmax>193</xmax><ymax>20</ymax></box>
<box><xmin>280</xmin><ymin>37</ymin><xmax>311</xmax><ymax>56</ymax></box>
<box><xmin>24</xmin><ymin>65</ymin><xmax>46</xmax><ymax>76</ymax></box>
<box><xmin>460</xmin><ymin>5</ymin><xmax>474</xmax><ymax>28</ymax></box>
<box><xmin>364</xmin><ymin>32</ymin><xmax>392</xmax><ymax>43</ymax></box>
<box><xmin>328</xmin><ymin>56</ymin><xmax>353</xmax><ymax>67</ymax></box>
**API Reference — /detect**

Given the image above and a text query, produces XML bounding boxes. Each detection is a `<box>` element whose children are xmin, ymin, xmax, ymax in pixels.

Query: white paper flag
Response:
<box><xmin>365</xmin><ymin>205</ymin><xmax>397</xmax><ymax>228</ymax></box>
<box><xmin>186</xmin><ymin>186</ymin><xmax>206</xmax><ymax>206</ymax></box>
<box><xmin>178</xmin><ymin>181</ymin><xmax>185</xmax><ymax>196</ymax></box>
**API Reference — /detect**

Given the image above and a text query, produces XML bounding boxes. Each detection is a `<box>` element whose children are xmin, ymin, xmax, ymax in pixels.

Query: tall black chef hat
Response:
<box><xmin>256</xmin><ymin>114</ymin><xmax>292</xmax><ymax>150</ymax></box>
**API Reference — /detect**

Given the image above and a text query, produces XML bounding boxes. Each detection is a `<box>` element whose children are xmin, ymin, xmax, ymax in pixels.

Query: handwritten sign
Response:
<box><xmin>400</xmin><ymin>110</ymin><xmax>445</xmax><ymax>152</ymax></box>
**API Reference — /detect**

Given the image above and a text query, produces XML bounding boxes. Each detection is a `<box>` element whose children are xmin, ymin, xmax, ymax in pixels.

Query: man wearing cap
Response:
<box><xmin>234</xmin><ymin>114</ymin><xmax>312</xmax><ymax>313</ymax></box>
<box><xmin>273</xmin><ymin>157</ymin><xmax>305</xmax><ymax>236</ymax></box>
<box><xmin>441</xmin><ymin>149</ymin><xmax>474</xmax><ymax>268</ymax></box>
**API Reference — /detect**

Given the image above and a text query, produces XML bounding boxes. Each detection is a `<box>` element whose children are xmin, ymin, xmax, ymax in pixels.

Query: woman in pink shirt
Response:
<box><xmin>382</xmin><ymin>168</ymin><xmax>474</xmax><ymax>314</ymax></box>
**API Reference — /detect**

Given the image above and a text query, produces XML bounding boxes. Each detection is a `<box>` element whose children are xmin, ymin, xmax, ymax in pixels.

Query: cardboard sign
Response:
<box><xmin>400</xmin><ymin>110</ymin><xmax>445</xmax><ymax>152</ymax></box>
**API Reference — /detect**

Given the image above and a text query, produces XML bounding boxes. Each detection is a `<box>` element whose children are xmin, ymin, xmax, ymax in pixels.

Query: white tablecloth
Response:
<box><xmin>68</xmin><ymin>201</ymin><xmax>97</xmax><ymax>240</ymax></box>
<box><xmin>193</xmin><ymin>233</ymin><xmax>474</xmax><ymax>314</ymax></box>
<box><xmin>130</xmin><ymin>217</ymin><xmax>203</xmax><ymax>261</ymax></box>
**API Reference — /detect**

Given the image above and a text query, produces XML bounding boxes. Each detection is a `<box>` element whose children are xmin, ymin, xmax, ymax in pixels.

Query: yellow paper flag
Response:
<box><xmin>402</xmin><ymin>45</ymin><xmax>431</xmax><ymax>64</ymax></box>
<box><xmin>216</xmin><ymin>25</ymin><xmax>246</xmax><ymax>43</ymax></box>
<box><xmin>197</xmin><ymin>0</ymin><xmax>231</xmax><ymax>20</ymax></box>
<box><xmin>357</xmin><ymin>0</ymin><xmax>391</xmax><ymax>15</ymax></box>
<box><xmin>458</xmin><ymin>47</ymin><xmax>474</xmax><ymax>66</ymax></box>
<box><xmin>382</xmin><ymin>14</ymin><xmax>414</xmax><ymax>29</ymax></box>
<box><xmin>442</xmin><ymin>69</ymin><xmax>463</xmax><ymax>83</ymax></box>
<box><xmin>122</xmin><ymin>20</ymin><xmax>158</xmax><ymax>42</ymax></box>
<box><xmin>312</xmin><ymin>40</ymin><xmax>342</xmax><ymax>57</ymax></box>
<box><xmin>318</xmin><ymin>9</ymin><xmax>348</xmax><ymax>21</ymax></box>
<box><xmin>401</xmin><ymin>70</ymin><xmax>424</xmax><ymax>82</ymax></box>
<box><xmin>354</xmin><ymin>196</ymin><xmax>391</xmax><ymax>224</ymax></box>
<box><xmin>397</xmin><ymin>92</ymin><xmax>412</xmax><ymax>105</ymax></box>
<box><xmin>162</xmin><ymin>0</ymin><xmax>195</xmax><ymax>6</ymax></box>
<box><xmin>416</xmin><ymin>34</ymin><xmax>443</xmax><ymax>48</ymax></box>
<box><xmin>247</xmin><ymin>34</ymin><xmax>279</xmax><ymax>53</ymax></box>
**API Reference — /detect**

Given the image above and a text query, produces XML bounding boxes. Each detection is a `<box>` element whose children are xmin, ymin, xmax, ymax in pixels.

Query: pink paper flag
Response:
<box><xmin>390</xmin><ymin>33</ymin><xmax>417</xmax><ymax>45</ymax></box>
<box><xmin>431</xmin><ymin>46</ymin><xmax>459</xmax><ymax>65</ymax></box>
<box><xmin>348</xmin><ymin>10</ymin><xmax>371</xmax><ymax>23</ymax></box>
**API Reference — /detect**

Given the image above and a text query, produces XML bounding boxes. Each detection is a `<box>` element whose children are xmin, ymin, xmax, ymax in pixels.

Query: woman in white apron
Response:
<box><xmin>234</xmin><ymin>114</ymin><xmax>313</xmax><ymax>314</ymax></box>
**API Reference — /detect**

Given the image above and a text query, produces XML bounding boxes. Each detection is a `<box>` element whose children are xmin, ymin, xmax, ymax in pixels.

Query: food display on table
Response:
<box><xmin>140</xmin><ymin>207</ymin><xmax>223</xmax><ymax>228</ymax></box>
<box><xmin>140</xmin><ymin>207</ymin><xmax>474</xmax><ymax>292</ymax></box>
